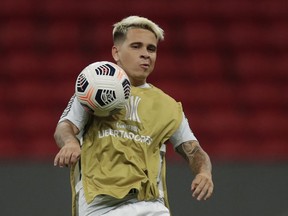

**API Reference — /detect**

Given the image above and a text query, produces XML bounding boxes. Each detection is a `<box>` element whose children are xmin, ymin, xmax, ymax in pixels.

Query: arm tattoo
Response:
<box><xmin>176</xmin><ymin>141</ymin><xmax>212</xmax><ymax>175</ymax></box>
<box><xmin>176</xmin><ymin>141</ymin><xmax>200</xmax><ymax>161</ymax></box>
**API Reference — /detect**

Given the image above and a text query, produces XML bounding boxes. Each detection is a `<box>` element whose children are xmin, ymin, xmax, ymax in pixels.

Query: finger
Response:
<box><xmin>58</xmin><ymin>150</ymin><xmax>66</xmax><ymax>168</ymax></box>
<box><xmin>54</xmin><ymin>151</ymin><xmax>65</xmax><ymax>167</ymax></box>
<box><xmin>191</xmin><ymin>177</ymin><xmax>201</xmax><ymax>191</ymax></box>
<box><xmin>204</xmin><ymin>184</ymin><xmax>214</xmax><ymax>200</ymax></box>
<box><xmin>192</xmin><ymin>179</ymin><xmax>205</xmax><ymax>198</ymax></box>
<box><xmin>191</xmin><ymin>182</ymin><xmax>197</xmax><ymax>192</ymax></box>
<box><xmin>64</xmin><ymin>152</ymin><xmax>72</xmax><ymax>166</ymax></box>
<box><xmin>196</xmin><ymin>182</ymin><xmax>210</xmax><ymax>201</ymax></box>
<box><xmin>70</xmin><ymin>152</ymin><xmax>80</xmax><ymax>164</ymax></box>
<box><xmin>54</xmin><ymin>153</ymin><xmax>60</xmax><ymax>166</ymax></box>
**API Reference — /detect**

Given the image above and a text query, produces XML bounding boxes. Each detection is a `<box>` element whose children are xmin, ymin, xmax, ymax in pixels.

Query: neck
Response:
<box><xmin>130</xmin><ymin>79</ymin><xmax>146</xmax><ymax>87</ymax></box>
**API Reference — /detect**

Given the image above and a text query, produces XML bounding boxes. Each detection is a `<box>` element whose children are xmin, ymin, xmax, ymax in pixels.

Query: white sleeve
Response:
<box><xmin>59</xmin><ymin>94</ymin><xmax>89</xmax><ymax>132</ymax></box>
<box><xmin>169</xmin><ymin>112</ymin><xmax>198</xmax><ymax>149</ymax></box>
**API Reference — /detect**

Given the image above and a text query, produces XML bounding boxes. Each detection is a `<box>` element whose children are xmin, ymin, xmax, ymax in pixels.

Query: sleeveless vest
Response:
<box><xmin>71</xmin><ymin>85</ymin><xmax>183</xmax><ymax>215</ymax></box>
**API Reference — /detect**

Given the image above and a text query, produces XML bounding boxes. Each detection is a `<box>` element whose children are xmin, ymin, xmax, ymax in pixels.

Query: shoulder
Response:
<box><xmin>130</xmin><ymin>85</ymin><xmax>182</xmax><ymax>113</ymax></box>
<box><xmin>147</xmin><ymin>84</ymin><xmax>178</xmax><ymax>103</ymax></box>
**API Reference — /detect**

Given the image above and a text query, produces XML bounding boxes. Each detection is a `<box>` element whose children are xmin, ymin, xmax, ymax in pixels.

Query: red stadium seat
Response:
<box><xmin>17</xmin><ymin>108</ymin><xmax>58</xmax><ymax>136</ymax></box>
<box><xmin>234</xmin><ymin>52</ymin><xmax>274</xmax><ymax>81</ymax></box>
<box><xmin>44</xmin><ymin>51</ymin><xmax>88</xmax><ymax>79</ymax></box>
<box><xmin>0</xmin><ymin>138</ymin><xmax>19</xmax><ymax>159</ymax></box>
<box><xmin>156</xmin><ymin>22</ymin><xmax>176</xmax><ymax>52</ymax></box>
<box><xmin>265</xmin><ymin>22</ymin><xmax>288</xmax><ymax>49</ymax></box>
<box><xmin>258</xmin><ymin>0</ymin><xmax>288</xmax><ymax>17</ymax></box>
<box><xmin>83</xmin><ymin>21</ymin><xmax>115</xmax><ymax>53</ymax></box>
<box><xmin>41</xmin><ymin>0</ymin><xmax>80</xmax><ymax>18</ymax></box>
<box><xmin>191</xmin><ymin>108</ymin><xmax>245</xmax><ymax>136</ymax></box>
<box><xmin>237</xmin><ymin>81</ymin><xmax>287</xmax><ymax>110</ymax></box>
<box><xmin>5</xmin><ymin>52</ymin><xmax>43</xmax><ymax>79</ymax></box>
<box><xmin>28</xmin><ymin>137</ymin><xmax>59</xmax><ymax>159</ymax></box>
<box><xmin>211</xmin><ymin>0</ymin><xmax>271</xmax><ymax>19</ymax></box>
<box><xmin>259</xmin><ymin>138</ymin><xmax>288</xmax><ymax>161</ymax></box>
<box><xmin>235</xmin><ymin>51</ymin><xmax>288</xmax><ymax>81</ymax></box>
<box><xmin>182</xmin><ymin>22</ymin><xmax>220</xmax><ymax>50</ymax></box>
<box><xmin>181</xmin><ymin>51</ymin><xmax>225</xmax><ymax>81</ymax></box>
<box><xmin>5</xmin><ymin>51</ymin><xmax>86</xmax><ymax>82</ymax></box>
<box><xmin>0</xmin><ymin>0</ymin><xmax>36</xmax><ymax>17</ymax></box>
<box><xmin>225</xmin><ymin>21</ymin><xmax>266</xmax><ymax>49</ymax></box>
<box><xmin>246</xmin><ymin>110</ymin><xmax>288</xmax><ymax>138</ymax></box>
<box><xmin>0</xmin><ymin>110</ymin><xmax>14</xmax><ymax>136</ymax></box>
<box><xmin>44</xmin><ymin>21</ymin><xmax>81</xmax><ymax>51</ymax></box>
<box><xmin>275</xmin><ymin>53</ymin><xmax>288</xmax><ymax>78</ymax></box>
<box><xmin>95</xmin><ymin>1</ymin><xmax>207</xmax><ymax>18</ymax></box>
<box><xmin>151</xmin><ymin>54</ymin><xmax>184</xmax><ymax>82</ymax></box>
<box><xmin>9</xmin><ymin>78</ymin><xmax>75</xmax><ymax>109</ymax></box>
<box><xmin>157</xmin><ymin>80</ymin><xmax>236</xmax><ymax>109</ymax></box>
<box><xmin>0</xmin><ymin>20</ymin><xmax>37</xmax><ymax>51</ymax></box>
<box><xmin>207</xmin><ymin>138</ymin><xmax>252</xmax><ymax>161</ymax></box>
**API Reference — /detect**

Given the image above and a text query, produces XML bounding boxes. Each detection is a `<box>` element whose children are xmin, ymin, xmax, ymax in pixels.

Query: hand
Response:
<box><xmin>191</xmin><ymin>173</ymin><xmax>214</xmax><ymax>201</ymax></box>
<box><xmin>54</xmin><ymin>141</ymin><xmax>81</xmax><ymax>168</ymax></box>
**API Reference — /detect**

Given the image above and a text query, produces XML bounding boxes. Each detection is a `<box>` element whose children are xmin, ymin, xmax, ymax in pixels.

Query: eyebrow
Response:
<box><xmin>130</xmin><ymin>41</ymin><xmax>157</xmax><ymax>47</ymax></box>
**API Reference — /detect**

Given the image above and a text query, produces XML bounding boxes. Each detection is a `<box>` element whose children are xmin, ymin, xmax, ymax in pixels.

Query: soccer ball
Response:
<box><xmin>75</xmin><ymin>61</ymin><xmax>131</xmax><ymax>117</ymax></box>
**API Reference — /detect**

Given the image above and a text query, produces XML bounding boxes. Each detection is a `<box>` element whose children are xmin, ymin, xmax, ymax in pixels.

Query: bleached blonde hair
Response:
<box><xmin>112</xmin><ymin>16</ymin><xmax>164</xmax><ymax>44</ymax></box>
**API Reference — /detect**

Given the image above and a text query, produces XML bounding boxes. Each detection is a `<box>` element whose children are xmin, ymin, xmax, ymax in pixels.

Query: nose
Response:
<box><xmin>140</xmin><ymin>48</ymin><xmax>150</xmax><ymax>59</ymax></box>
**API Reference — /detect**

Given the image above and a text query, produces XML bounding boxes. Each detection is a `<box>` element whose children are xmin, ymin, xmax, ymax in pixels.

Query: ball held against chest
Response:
<box><xmin>75</xmin><ymin>61</ymin><xmax>131</xmax><ymax>117</ymax></box>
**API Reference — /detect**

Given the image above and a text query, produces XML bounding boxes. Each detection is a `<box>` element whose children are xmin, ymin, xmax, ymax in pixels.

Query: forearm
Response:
<box><xmin>176</xmin><ymin>140</ymin><xmax>212</xmax><ymax>176</ymax></box>
<box><xmin>54</xmin><ymin>120</ymin><xmax>80</xmax><ymax>148</ymax></box>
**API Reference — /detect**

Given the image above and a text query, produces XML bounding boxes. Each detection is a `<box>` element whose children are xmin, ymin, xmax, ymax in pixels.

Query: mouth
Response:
<box><xmin>140</xmin><ymin>63</ymin><xmax>150</xmax><ymax>70</ymax></box>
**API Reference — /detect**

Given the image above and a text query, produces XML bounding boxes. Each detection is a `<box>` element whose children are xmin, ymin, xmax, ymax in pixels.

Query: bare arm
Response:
<box><xmin>53</xmin><ymin>120</ymin><xmax>81</xmax><ymax>167</ymax></box>
<box><xmin>176</xmin><ymin>140</ymin><xmax>214</xmax><ymax>201</ymax></box>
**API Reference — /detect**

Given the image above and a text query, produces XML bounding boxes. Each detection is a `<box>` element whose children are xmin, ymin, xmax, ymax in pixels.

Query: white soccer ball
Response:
<box><xmin>75</xmin><ymin>61</ymin><xmax>131</xmax><ymax>117</ymax></box>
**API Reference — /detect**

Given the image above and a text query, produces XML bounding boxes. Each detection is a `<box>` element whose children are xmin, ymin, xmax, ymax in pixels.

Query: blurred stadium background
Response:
<box><xmin>0</xmin><ymin>0</ymin><xmax>287</xmax><ymax>215</ymax></box>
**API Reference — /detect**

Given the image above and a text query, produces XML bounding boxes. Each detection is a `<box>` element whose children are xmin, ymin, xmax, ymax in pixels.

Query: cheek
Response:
<box><xmin>152</xmin><ymin>55</ymin><xmax>157</xmax><ymax>63</ymax></box>
<box><xmin>120</xmin><ymin>52</ymin><xmax>135</xmax><ymax>64</ymax></box>
<box><xmin>150</xmin><ymin>55</ymin><xmax>157</xmax><ymax>67</ymax></box>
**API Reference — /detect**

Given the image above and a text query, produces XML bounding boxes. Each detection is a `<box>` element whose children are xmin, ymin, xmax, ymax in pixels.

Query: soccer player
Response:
<box><xmin>54</xmin><ymin>15</ymin><xmax>214</xmax><ymax>216</ymax></box>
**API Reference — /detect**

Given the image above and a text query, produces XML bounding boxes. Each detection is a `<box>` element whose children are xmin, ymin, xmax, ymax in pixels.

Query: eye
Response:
<box><xmin>130</xmin><ymin>43</ymin><xmax>141</xmax><ymax>49</ymax></box>
<box><xmin>147</xmin><ymin>45</ymin><xmax>157</xmax><ymax>52</ymax></box>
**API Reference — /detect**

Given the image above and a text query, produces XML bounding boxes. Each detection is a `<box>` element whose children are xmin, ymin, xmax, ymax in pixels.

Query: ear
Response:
<box><xmin>112</xmin><ymin>45</ymin><xmax>119</xmax><ymax>62</ymax></box>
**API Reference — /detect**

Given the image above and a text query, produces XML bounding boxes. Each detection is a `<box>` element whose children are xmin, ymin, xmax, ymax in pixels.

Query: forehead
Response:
<box><xmin>125</xmin><ymin>28</ymin><xmax>158</xmax><ymax>44</ymax></box>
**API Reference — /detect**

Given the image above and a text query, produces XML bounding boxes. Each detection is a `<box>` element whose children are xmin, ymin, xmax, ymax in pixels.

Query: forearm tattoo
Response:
<box><xmin>176</xmin><ymin>141</ymin><xmax>211</xmax><ymax>175</ymax></box>
<box><xmin>176</xmin><ymin>141</ymin><xmax>200</xmax><ymax>161</ymax></box>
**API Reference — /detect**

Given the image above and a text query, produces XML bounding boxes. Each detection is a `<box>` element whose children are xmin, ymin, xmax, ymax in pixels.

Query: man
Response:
<box><xmin>54</xmin><ymin>16</ymin><xmax>213</xmax><ymax>216</ymax></box>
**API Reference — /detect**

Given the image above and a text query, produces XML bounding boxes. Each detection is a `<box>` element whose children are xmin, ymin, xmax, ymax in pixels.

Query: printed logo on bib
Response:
<box><xmin>125</xmin><ymin>96</ymin><xmax>141</xmax><ymax>123</ymax></box>
<box><xmin>98</xmin><ymin>129</ymin><xmax>152</xmax><ymax>145</ymax></box>
<box><xmin>97</xmin><ymin>95</ymin><xmax>153</xmax><ymax>145</ymax></box>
